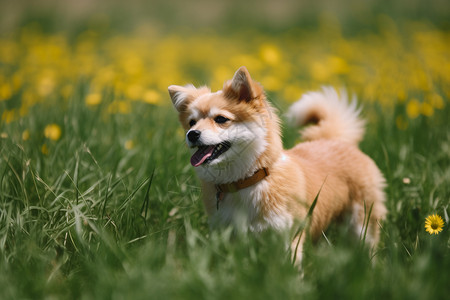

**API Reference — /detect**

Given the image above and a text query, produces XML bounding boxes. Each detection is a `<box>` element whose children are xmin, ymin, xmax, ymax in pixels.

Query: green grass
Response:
<box><xmin>1</xmin><ymin>83</ymin><xmax>449</xmax><ymax>299</ymax></box>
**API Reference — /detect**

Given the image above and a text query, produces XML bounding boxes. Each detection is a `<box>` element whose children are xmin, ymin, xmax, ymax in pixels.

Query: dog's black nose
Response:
<box><xmin>187</xmin><ymin>130</ymin><xmax>201</xmax><ymax>143</ymax></box>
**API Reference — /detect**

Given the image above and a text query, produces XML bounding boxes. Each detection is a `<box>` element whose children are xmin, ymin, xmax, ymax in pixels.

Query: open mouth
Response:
<box><xmin>190</xmin><ymin>141</ymin><xmax>231</xmax><ymax>167</ymax></box>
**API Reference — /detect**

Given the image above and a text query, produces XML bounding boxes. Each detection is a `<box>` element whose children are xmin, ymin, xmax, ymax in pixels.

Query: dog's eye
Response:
<box><xmin>189</xmin><ymin>119</ymin><xmax>197</xmax><ymax>127</ymax></box>
<box><xmin>214</xmin><ymin>116</ymin><xmax>229</xmax><ymax>124</ymax></box>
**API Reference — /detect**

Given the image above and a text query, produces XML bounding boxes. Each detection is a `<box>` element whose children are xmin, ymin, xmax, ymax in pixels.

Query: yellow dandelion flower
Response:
<box><xmin>125</xmin><ymin>84</ymin><xmax>144</xmax><ymax>100</ymax></box>
<box><xmin>12</xmin><ymin>73</ymin><xmax>23</xmax><ymax>91</ymax></box>
<box><xmin>124</xmin><ymin>140</ymin><xmax>135</xmax><ymax>150</ymax></box>
<box><xmin>397</xmin><ymin>89</ymin><xmax>407</xmax><ymax>102</ymax></box>
<box><xmin>425</xmin><ymin>214</ymin><xmax>445</xmax><ymax>235</ymax></box>
<box><xmin>328</xmin><ymin>55</ymin><xmax>350</xmax><ymax>75</ymax></box>
<box><xmin>85</xmin><ymin>92</ymin><xmax>102</xmax><ymax>106</ymax></box>
<box><xmin>1</xmin><ymin>109</ymin><xmax>16</xmax><ymax>124</ymax></box>
<box><xmin>108</xmin><ymin>101</ymin><xmax>131</xmax><ymax>114</ymax></box>
<box><xmin>310</xmin><ymin>61</ymin><xmax>330</xmax><ymax>82</ymax></box>
<box><xmin>41</xmin><ymin>144</ymin><xmax>49</xmax><ymax>155</ymax></box>
<box><xmin>22</xmin><ymin>130</ymin><xmax>30</xmax><ymax>141</ymax></box>
<box><xmin>421</xmin><ymin>102</ymin><xmax>434</xmax><ymax>117</ymax></box>
<box><xmin>37</xmin><ymin>75</ymin><xmax>56</xmax><ymax>97</ymax></box>
<box><xmin>260</xmin><ymin>44</ymin><xmax>281</xmax><ymax>65</ymax></box>
<box><xmin>426</xmin><ymin>93</ymin><xmax>444</xmax><ymax>109</ymax></box>
<box><xmin>142</xmin><ymin>89</ymin><xmax>161</xmax><ymax>104</ymax></box>
<box><xmin>0</xmin><ymin>83</ymin><xmax>12</xmax><ymax>100</ymax></box>
<box><xmin>44</xmin><ymin>124</ymin><xmax>62</xmax><ymax>141</ymax></box>
<box><xmin>406</xmin><ymin>99</ymin><xmax>421</xmax><ymax>119</ymax></box>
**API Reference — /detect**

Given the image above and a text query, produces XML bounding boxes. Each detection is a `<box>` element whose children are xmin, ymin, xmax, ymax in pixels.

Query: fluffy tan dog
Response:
<box><xmin>168</xmin><ymin>66</ymin><xmax>386</xmax><ymax>264</ymax></box>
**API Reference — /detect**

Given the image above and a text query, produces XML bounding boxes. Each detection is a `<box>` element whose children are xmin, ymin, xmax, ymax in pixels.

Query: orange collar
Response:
<box><xmin>215</xmin><ymin>167</ymin><xmax>270</xmax><ymax>210</ymax></box>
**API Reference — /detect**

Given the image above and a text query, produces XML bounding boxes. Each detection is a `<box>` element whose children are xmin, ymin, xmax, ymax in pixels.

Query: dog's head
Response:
<box><xmin>168</xmin><ymin>67</ymin><xmax>280</xmax><ymax>184</ymax></box>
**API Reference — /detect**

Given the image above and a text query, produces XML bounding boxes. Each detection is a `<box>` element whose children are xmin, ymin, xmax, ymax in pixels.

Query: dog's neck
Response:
<box><xmin>216</xmin><ymin>167</ymin><xmax>270</xmax><ymax>193</ymax></box>
<box><xmin>215</xmin><ymin>167</ymin><xmax>270</xmax><ymax>210</ymax></box>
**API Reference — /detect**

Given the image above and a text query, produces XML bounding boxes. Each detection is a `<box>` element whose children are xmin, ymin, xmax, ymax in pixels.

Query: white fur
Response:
<box><xmin>168</xmin><ymin>84</ymin><xmax>195</xmax><ymax>111</ymax></box>
<box><xmin>286</xmin><ymin>87</ymin><xmax>366</xmax><ymax>145</ymax></box>
<box><xmin>211</xmin><ymin>180</ymin><xmax>293</xmax><ymax>232</ymax></box>
<box><xmin>194</xmin><ymin>120</ymin><xmax>268</xmax><ymax>184</ymax></box>
<box><xmin>188</xmin><ymin>109</ymin><xmax>201</xmax><ymax>122</ymax></box>
<box><xmin>210</xmin><ymin>153</ymin><xmax>296</xmax><ymax>232</ymax></box>
<box><xmin>350</xmin><ymin>203</ymin><xmax>365</xmax><ymax>237</ymax></box>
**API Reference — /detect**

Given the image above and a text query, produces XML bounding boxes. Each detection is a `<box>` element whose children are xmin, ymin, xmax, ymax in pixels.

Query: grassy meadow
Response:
<box><xmin>1</xmin><ymin>1</ymin><xmax>449</xmax><ymax>299</ymax></box>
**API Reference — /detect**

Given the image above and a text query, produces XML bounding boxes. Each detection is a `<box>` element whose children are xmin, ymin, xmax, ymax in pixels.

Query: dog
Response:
<box><xmin>168</xmin><ymin>66</ymin><xmax>386</xmax><ymax>265</ymax></box>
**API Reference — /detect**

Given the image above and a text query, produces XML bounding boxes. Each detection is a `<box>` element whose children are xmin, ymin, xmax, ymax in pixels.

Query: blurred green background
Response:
<box><xmin>1</xmin><ymin>0</ymin><xmax>449</xmax><ymax>33</ymax></box>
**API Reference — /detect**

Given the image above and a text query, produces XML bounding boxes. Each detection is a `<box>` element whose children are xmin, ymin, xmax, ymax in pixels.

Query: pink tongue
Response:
<box><xmin>191</xmin><ymin>146</ymin><xmax>215</xmax><ymax>167</ymax></box>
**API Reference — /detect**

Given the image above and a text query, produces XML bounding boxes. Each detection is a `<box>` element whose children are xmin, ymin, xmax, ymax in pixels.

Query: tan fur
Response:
<box><xmin>168</xmin><ymin>67</ymin><xmax>387</xmax><ymax>266</ymax></box>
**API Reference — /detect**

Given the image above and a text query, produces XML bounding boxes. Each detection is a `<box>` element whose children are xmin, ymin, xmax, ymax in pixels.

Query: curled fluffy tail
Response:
<box><xmin>286</xmin><ymin>87</ymin><xmax>365</xmax><ymax>145</ymax></box>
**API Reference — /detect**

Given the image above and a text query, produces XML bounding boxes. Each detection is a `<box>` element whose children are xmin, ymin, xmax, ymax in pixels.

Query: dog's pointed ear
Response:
<box><xmin>168</xmin><ymin>85</ymin><xmax>210</xmax><ymax>112</ymax></box>
<box><xmin>223</xmin><ymin>66</ymin><xmax>261</xmax><ymax>102</ymax></box>
<box><xmin>168</xmin><ymin>85</ymin><xmax>191</xmax><ymax>112</ymax></box>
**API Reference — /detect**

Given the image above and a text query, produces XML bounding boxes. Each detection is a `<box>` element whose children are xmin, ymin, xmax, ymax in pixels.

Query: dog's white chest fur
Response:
<box><xmin>211</xmin><ymin>182</ymin><xmax>293</xmax><ymax>232</ymax></box>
